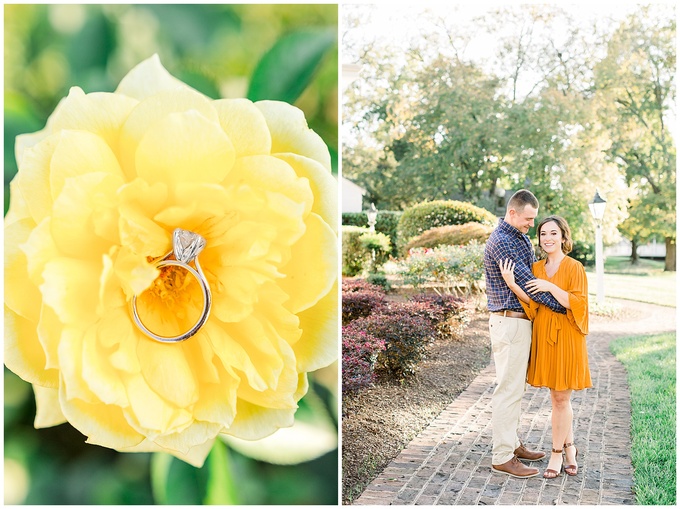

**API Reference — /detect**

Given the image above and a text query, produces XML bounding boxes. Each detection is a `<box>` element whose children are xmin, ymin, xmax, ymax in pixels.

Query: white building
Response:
<box><xmin>341</xmin><ymin>177</ymin><xmax>367</xmax><ymax>213</ymax></box>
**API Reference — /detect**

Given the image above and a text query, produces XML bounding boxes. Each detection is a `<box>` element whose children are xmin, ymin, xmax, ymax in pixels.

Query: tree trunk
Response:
<box><xmin>664</xmin><ymin>237</ymin><xmax>676</xmax><ymax>271</ymax></box>
<box><xmin>630</xmin><ymin>239</ymin><xmax>639</xmax><ymax>264</ymax></box>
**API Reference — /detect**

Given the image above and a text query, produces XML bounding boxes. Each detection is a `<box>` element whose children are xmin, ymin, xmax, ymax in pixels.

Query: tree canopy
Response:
<box><xmin>343</xmin><ymin>4</ymin><xmax>675</xmax><ymax>269</ymax></box>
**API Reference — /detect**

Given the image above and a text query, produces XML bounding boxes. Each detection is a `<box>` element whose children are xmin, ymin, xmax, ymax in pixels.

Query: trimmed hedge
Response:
<box><xmin>397</xmin><ymin>200</ymin><xmax>497</xmax><ymax>252</ymax></box>
<box><xmin>342</xmin><ymin>225</ymin><xmax>370</xmax><ymax>276</ymax></box>
<box><xmin>404</xmin><ymin>221</ymin><xmax>493</xmax><ymax>251</ymax></box>
<box><xmin>342</xmin><ymin>211</ymin><xmax>402</xmax><ymax>257</ymax></box>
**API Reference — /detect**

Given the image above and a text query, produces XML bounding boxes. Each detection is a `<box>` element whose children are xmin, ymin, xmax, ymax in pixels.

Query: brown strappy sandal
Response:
<box><xmin>563</xmin><ymin>442</ymin><xmax>579</xmax><ymax>476</ymax></box>
<box><xmin>543</xmin><ymin>448</ymin><xmax>563</xmax><ymax>479</ymax></box>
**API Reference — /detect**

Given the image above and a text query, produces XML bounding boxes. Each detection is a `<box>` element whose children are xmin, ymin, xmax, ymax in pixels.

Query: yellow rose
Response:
<box><xmin>5</xmin><ymin>55</ymin><xmax>338</xmax><ymax>467</ymax></box>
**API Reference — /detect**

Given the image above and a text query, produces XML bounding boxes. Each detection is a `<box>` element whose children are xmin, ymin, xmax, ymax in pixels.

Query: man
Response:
<box><xmin>483</xmin><ymin>189</ymin><xmax>567</xmax><ymax>478</ymax></box>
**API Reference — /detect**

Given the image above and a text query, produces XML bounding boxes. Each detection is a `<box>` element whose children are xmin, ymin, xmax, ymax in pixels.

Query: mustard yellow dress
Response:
<box><xmin>521</xmin><ymin>256</ymin><xmax>592</xmax><ymax>391</ymax></box>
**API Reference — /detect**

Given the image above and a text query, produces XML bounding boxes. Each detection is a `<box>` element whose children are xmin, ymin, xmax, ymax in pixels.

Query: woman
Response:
<box><xmin>499</xmin><ymin>215</ymin><xmax>591</xmax><ymax>479</ymax></box>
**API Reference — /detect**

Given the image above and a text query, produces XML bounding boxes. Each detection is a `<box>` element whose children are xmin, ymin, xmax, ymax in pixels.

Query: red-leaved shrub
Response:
<box><xmin>342</xmin><ymin>290</ymin><xmax>385</xmax><ymax>324</ymax></box>
<box><xmin>342</xmin><ymin>322</ymin><xmax>385</xmax><ymax>392</ymax></box>
<box><xmin>354</xmin><ymin>311</ymin><xmax>436</xmax><ymax>378</ymax></box>
<box><xmin>342</xmin><ymin>278</ymin><xmax>386</xmax><ymax>294</ymax></box>
<box><xmin>409</xmin><ymin>294</ymin><xmax>470</xmax><ymax>338</ymax></box>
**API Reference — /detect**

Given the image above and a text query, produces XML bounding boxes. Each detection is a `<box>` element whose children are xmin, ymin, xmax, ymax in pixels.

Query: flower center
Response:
<box><xmin>150</xmin><ymin>264</ymin><xmax>194</xmax><ymax>308</ymax></box>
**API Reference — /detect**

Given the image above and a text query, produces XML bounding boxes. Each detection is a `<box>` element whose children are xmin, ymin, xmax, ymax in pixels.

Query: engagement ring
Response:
<box><xmin>131</xmin><ymin>228</ymin><xmax>212</xmax><ymax>343</ymax></box>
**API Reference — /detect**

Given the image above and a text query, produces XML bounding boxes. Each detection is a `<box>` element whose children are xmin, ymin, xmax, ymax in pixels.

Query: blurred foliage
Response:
<box><xmin>5</xmin><ymin>366</ymin><xmax>338</xmax><ymax>505</ymax></box>
<box><xmin>4</xmin><ymin>3</ymin><xmax>339</xmax><ymax>213</ymax></box>
<box><xmin>4</xmin><ymin>4</ymin><xmax>338</xmax><ymax>505</ymax></box>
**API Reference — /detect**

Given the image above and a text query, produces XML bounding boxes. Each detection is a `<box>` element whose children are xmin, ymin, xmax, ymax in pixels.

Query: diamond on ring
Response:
<box><xmin>131</xmin><ymin>228</ymin><xmax>212</xmax><ymax>343</ymax></box>
<box><xmin>173</xmin><ymin>228</ymin><xmax>206</xmax><ymax>263</ymax></box>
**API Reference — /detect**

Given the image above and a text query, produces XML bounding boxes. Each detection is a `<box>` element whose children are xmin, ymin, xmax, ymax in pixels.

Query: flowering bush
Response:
<box><xmin>354</xmin><ymin>311</ymin><xmax>435</xmax><ymax>378</ymax></box>
<box><xmin>4</xmin><ymin>55</ymin><xmax>337</xmax><ymax>467</ymax></box>
<box><xmin>399</xmin><ymin>242</ymin><xmax>485</xmax><ymax>295</ymax></box>
<box><xmin>342</xmin><ymin>290</ymin><xmax>386</xmax><ymax>324</ymax></box>
<box><xmin>341</xmin><ymin>323</ymin><xmax>385</xmax><ymax>392</ymax></box>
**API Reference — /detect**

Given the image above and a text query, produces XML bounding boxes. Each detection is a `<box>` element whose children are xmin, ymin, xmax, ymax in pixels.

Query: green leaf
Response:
<box><xmin>204</xmin><ymin>440</ymin><xmax>239</xmax><ymax>505</ymax></box>
<box><xmin>150</xmin><ymin>453</ymin><xmax>172</xmax><ymax>505</ymax></box>
<box><xmin>150</xmin><ymin>452</ymin><xmax>208</xmax><ymax>505</ymax></box>
<box><xmin>247</xmin><ymin>28</ymin><xmax>336</xmax><ymax>103</ymax></box>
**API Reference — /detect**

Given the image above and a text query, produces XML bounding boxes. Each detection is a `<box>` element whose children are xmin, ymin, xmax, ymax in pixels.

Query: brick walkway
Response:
<box><xmin>354</xmin><ymin>299</ymin><xmax>675</xmax><ymax>505</ymax></box>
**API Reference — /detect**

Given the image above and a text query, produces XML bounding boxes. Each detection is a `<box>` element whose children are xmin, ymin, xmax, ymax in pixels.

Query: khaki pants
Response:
<box><xmin>489</xmin><ymin>314</ymin><xmax>532</xmax><ymax>465</ymax></box>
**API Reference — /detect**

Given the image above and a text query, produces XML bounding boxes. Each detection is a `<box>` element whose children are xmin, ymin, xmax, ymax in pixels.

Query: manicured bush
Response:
<box><xmin>342</xmin><ymin>225</ymin><xmax>370</xmax><ymax>276</ymax></box>
<box><xmin>343</xmin><ymin>211</ymin><xmax>402</xmax><ymax>257</ymax></box>
<box><xmin>342</xmin><ymin>278</ymin><xmax>387</xmax><ymax>294</ymax></box>
<box><xmin>366</xmin><ymin>272</ymin><xmax>391</xmax><ymax>291</ymax></box>
<box><xmin>342</xmin><ymin>323</ymin><xmax>385</xmax><ymax>392</ymax></box>
<box><xmin>342</xmin><ymin>290</ymin><xmax>386</xmax><ymax>324</ymax></box>
<box><xmin>570</xmin><ymin>239</ymin><xmax>594</xmax><ymax>267</ymax></box>
<box><xmin>399</xmin><ymin>242</ymin><xmax>486</xmax><ymax>295</ymax></box>
<box><xmin>405</xmin><ymin>222</ymin><xmax>493</xmax><ymax>251</ymax></box>
<box><xmin>409</xmin><ymin>294</ymin><xmax>470</xmax><ymax>339</ymax></box>
<box><xmin>355</xmin><ymin>310</ymin><xmax>435</xmax><ymax>378</ymax></box>
<box><xmin>397</xmin><ymin>200</ymin><xmax>497</xmax><ymax>252</ymax></box>
<box><xmin>359</xmin><ymin>231</ymin><xmax>391</xmax><ymax>272</ymax></box>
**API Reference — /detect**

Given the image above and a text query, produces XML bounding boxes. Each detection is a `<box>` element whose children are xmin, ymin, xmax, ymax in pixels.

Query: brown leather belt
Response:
<box><xmin>491</xmin><ymin>310</ymin><xmax>529</xmax><ymax>320</ymax></box>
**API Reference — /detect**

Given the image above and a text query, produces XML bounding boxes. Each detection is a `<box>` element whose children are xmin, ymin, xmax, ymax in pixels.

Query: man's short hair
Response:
<box><xmin>507</xmin><ymin>189</ymin><xmax>539</xmax><ymax>212</ymax></box>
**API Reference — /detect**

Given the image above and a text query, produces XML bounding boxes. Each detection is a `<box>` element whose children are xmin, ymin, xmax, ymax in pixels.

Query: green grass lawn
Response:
<box><xmin>586</xmin><ymin>256</ymin><xmax>676</xmax><ymax>307</ymax></box>
<box><xmin>610</xmin><ymin>333</ymin><xmax>676</xmax><ymax>505</ymax></box>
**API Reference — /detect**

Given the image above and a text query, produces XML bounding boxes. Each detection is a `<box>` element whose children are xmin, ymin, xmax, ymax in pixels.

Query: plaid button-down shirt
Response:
<box><xmin>484</xmin><ymin>218</ymin><xmax>567</xmax><ymax>314</ymax></box>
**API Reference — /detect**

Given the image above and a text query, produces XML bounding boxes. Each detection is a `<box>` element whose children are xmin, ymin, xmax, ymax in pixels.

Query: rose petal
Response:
<box><xmin>59</xmin><ymin>389</ymin><xmax>146</xmax><ymax>449</ymax></box>
<box><xmin>275</xmin><ymin>153</ymin><xmax>338</xmax><ymax>233</ymax></box>
<box><xmin>37</xmin><ymin>303</ymin><xmax>62</xmax><ymax>371</ymax></box>
<box><xmin>119</xmin><ymin>88</ymin><xmax>219</xmax><ymax>178</ymax></box>
<box><xmin>49</xmin><ymin>130</ymin><xmax>123</xmax><ymax>200</ymax></box>
<box><xmin>42</xmin><ymin>87</ymin><xmax>138</xmax><ymax>156</ymax></box>
<box><xmin>202</xmin><ymin>321</ymin><xmax>268</xmax><ymax>392</ymax></box>
<box><xmin>33</xmin><ymin>385</ymin><xmax>67</xmax><ymax>428</ymax></box>
<box><xmin>15</xmin><ymin>134</ymin><xmax>60</xmax><ymax>223</ymax></box>
<box><xmin>5</xmin><ymin>177</ymin><xmax>32</xmax><ymax>225</ymax></box>
<box><xmin>118</xmin><ymin>437</ymin><xmax>215</xmax><ymax>468</ymax></box>
<box><xmin>21</xmin><ymin>218</ymin><xmax>59</xmax><ymax>286</ymax></box>
<box><xmin>213</xmin><ymin>98</ymin><xmax>272</xmax><ymax>157</ymax></box>
<box><xmin>223</xmin><ymin>400</ymin><xmax>295</xmax><ymax>441</ymax></box>
<box><xmin>58</xmin><ymin>327</ymin><xmax>98</xmax><ymax>403</ymax></box>
<box><xmin>115</xmin><ymin>54</ymin><xmax>194</xmax><ymax>101</ymax></box>
<box><xmin>137</xmin><ymin>339</ymin><xmax>199</xmax><ymax>409</ymax></box>
<box><xmin>81</xmin><ymin>319</ymin><xmax>130</xmax><ymax>406</ymax></box>
<box><xmin>4</xmin><ymin>306</ymin><xmax>58</xmax><ymax>388</ymax></box>
<box><xmin>50</xmin><ymin>173</ymin><xmax>123</xmax><ymax>257</ymax></box>
<box><xmin>136</xmin><ymin>111</ymin><xmax>235</xmax><ymax>185</ymax></box>
<box><xmin>153</xmin><ymin>421</ymin><xmax>223</xmax><ymax>456</ymax></box>
<box><xmin>40</xmin><ymin>258</ymin><xmax>100</xmax><ymax>326</ymax></box>
<box><xmin>279</xmin><ymin>213</ymin><xmax>337</xmax><ymax>313</ymax></box>
<box><xmin>124</xmin><ymin>374</ymin><xmax>193</xmax><ymax>435</ymax></box>
<box><xmin>293</xmin><ymin>280</ymin><xmax>339</xmax><ymax>372</ymax></box>
<box><xmin>255</xmin><ymin>100</ymin><xmax>331</xmax><ymax>170</ymax></box>
<box><xmin>5</xmin><ymin>218</ymin><xmax>41</xmax><ymax>322</ymax></box>
<box><xmin>112</xmin><ymin>246</ymin><xmax>160</xmax><ymax>299</ymax></box>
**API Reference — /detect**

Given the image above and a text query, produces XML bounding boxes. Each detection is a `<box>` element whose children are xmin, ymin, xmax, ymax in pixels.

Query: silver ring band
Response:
<box><xmin>131</xmin><ymin>229</ymin><xmax>212</xmax><ymax>343</ymax></box>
